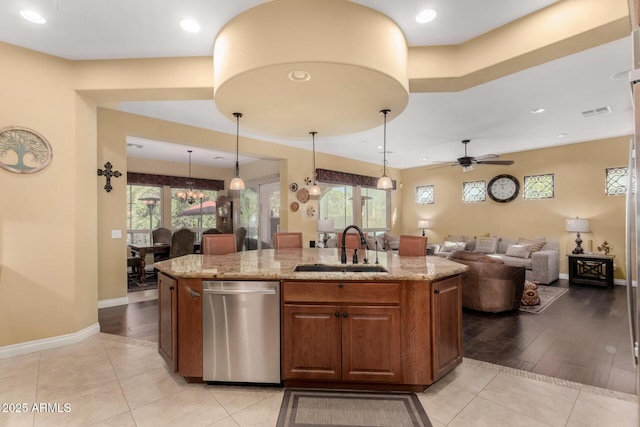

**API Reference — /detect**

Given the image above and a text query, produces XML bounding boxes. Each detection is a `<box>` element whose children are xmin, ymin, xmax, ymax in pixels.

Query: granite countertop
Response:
<box><xmin>154</xmin><ymin>248</ymin><xmax>467</xmax><ymax>281</ymax></box>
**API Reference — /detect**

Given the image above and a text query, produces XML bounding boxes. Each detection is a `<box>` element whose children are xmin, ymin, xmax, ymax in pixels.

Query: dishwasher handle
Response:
<box><xmin>203</xmin><ymin>288</ymin><xmax>277</xmax><ymax>295</ymax></box>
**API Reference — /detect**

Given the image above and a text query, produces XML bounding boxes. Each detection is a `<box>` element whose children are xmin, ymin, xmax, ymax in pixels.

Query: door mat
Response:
<box><xmin>519</xmin><ymin>286</ymin><xmax>568</xmax><ymax>314</ymax></box>
<box><xmin>276</xmin><ymin>389</ymin><xmax>432</xmax><ymax>427</ymax></box>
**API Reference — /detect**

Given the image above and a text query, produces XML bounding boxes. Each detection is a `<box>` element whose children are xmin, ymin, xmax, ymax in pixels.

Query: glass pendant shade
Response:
<box><xmin>230</xmin><ymin>112</ymin><xmax>245</xmax><ymax>190</ymax></box>
<box><xmin>377</xmin><ymin>175</ymin><xmax>393</xmax><ymax>189</ymax></box>
<box><xmin>377</xmin><ymin>109</ymin><xmax>392</xmax><ymax>190</ymax></box>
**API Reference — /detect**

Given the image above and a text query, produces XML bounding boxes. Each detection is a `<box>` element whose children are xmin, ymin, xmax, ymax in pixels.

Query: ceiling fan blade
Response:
<box><xmin>473</xmin><ymin>154</ymin><xmax>499</xmax><ymax>161</ymax></box>
<box><xmin>476</xmin><ymin>159</ymin><xmax>514</xmax><ymax>165</ymax></box>
<box><xmin>425</xmin><ymin>161</ymin><xmax>458</xmax><ymax>170</ymax></box>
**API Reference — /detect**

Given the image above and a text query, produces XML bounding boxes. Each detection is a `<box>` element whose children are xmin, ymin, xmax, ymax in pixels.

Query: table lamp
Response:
<box><xmin>417</xmin><ymin>219</ymin><xmax>429</xmax><ymax>237</ymax></box>
<box><xmin>565</xmin><ymin>217</ymin><xmax>590</xmax><ymax>254</ymax></box>
<box><xmin>317</xmin><ymin>219</ymin><xmax>335</xmax><ymax>248</ymax></box>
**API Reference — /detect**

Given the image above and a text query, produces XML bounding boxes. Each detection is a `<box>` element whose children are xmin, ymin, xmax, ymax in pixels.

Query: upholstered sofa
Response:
<box><xmin>449</xmin><ymin>250</ymin><xmax>526</xmax><ymax>313</ymax></box>
<box><xmin>434</xmin><ymin>235</ymin><xmax>559</xmax><ymax>284</ymax></box>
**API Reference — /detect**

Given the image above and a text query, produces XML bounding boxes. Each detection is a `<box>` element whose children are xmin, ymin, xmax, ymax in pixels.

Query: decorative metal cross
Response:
<box><xmin>97</xmin><ymin>162</ymin><xmax>122</xmax><ymax>193</ymax></box>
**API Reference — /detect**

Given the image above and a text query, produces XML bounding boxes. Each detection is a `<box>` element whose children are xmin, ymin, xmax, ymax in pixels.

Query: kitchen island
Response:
<box><xmin>154</xmin><ymin>248</ymin><xmax>467</xmax><ymax>391</ymax></box>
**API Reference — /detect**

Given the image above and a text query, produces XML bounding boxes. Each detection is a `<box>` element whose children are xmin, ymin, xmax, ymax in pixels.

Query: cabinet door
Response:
<box><xmin>158</xmin><ymin>273</ymin><xmax>177</xmax><ymax>371</ymax></box>
<box><xmin>282</xmin><ymin>304</ymin><xmax>342</xmax><ymax>380</ymax></box>
<box><xmin>342</xmin><ymin>305</ymin><xmax>402</xmax><ymax>382</ymax></box>
<box><xmin>431</xmin><ymin>276</ymin><xmax>462</xmax><ymax>380</ymax></box>
<box><xmin>177</xmin><ymin>279</ymin><xmax>203</xmax><ymax>378</ymax></box>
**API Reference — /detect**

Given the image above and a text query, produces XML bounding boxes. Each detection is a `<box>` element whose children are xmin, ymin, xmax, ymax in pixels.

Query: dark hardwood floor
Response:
<box><xmin>463</xmin><ymin>279</ymin><xmax>637</xmax><ymax>395</ymax></box>
<box><xmin>98</xmin><ymin>279</ymin><xmax>637</xmax><ymax>394</ymax></box>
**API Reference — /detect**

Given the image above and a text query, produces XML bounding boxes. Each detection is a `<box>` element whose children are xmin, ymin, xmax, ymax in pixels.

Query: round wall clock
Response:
<box><xmin>487</xmin><ymin>174</ymin><xmax>520</xmax><ymax>203</ymax></box>
<box><xmin>0</xmin><ymin>126</ymin><xmax>52</xmax><ymax>174</ymax></box>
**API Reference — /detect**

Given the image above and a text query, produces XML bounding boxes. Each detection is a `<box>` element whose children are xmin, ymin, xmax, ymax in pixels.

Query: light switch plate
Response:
<box><xmin>111</xmin><ymin>230</ymin><xmax>122</xmax><ymax>239</ymax></box>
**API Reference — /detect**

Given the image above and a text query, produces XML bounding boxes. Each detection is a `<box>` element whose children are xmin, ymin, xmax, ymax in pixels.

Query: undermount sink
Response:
<box><xmin>293</xmin><ymin>263</ymin><xmax>388</xmax><ymax>273</ymax></box>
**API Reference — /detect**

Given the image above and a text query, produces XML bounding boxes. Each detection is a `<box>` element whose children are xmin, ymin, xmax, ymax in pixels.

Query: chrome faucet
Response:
<box><xmin>340</xmin><ymin>225</ymin><xmax>368</xmax><ymax>264</ymax></box>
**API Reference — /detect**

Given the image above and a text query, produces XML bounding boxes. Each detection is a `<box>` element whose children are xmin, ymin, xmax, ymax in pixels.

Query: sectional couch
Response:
<box><xmin>433</xmin><ymin>235</ymin><xmax>559</xmax><ymax>285</ymax></box>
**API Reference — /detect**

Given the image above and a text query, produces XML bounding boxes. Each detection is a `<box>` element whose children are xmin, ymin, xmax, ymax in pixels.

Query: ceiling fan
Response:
<box><xmin>448</xmin><ymin>139</ymin><xmax>514</xmax><ymax>172</ymax></box>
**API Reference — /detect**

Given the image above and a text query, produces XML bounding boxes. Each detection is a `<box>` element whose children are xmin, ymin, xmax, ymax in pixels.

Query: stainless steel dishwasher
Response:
<box><xmin>202</xmin><ymin>281</ymin><xmax>281</xmax><ymax>384</ymax></box>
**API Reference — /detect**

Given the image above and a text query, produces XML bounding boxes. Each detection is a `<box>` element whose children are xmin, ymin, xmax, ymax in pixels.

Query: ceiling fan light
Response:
<box><xmin>462</xmin><ymin>165</ymin><xmax>474</xmax><ymax>172</ymax></box>
<box><xmin>377</xmin><ymin>175</ymin><xmax>393</xmax><ymax>189</ymax></box>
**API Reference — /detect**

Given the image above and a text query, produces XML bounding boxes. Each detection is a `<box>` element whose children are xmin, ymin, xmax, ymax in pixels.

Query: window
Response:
<box><xmin>318</xmin><ymin>184</ymin><xmax>389</xmax><ymax>234</ymax></box>
<box><xmin>127</xmin><ymin>184</ymin><xmax>162</xmax><ymax>245</ymax></box>
<box><xmin>462</xmin><ymin>181</ymin><xmax>485</xmax><ymax>203</ymax></box>
<box><xmin>416</xmin><ymin>185</ymin><xmax>434</xmax><ymax>205</ymax></box>
<box><xmin>171</xmin><ymin>188</ymin><xmax>219</xmax><ymax>240</ymax></box>
<box><xmin>605</xmin><ymin>167</ymin><xmax>633</xmax><ymax>196</ymax></box>
<box><xmin>524</xmin><ymin>174</ymin><xmax>554</xmax><ymax>199</ymax></box>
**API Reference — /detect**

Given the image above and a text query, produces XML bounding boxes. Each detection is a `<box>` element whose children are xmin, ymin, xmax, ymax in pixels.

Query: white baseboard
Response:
<box><xmin>98</xmin><ymin>296</ymin><xmax>129</xmax><ymax>309</ymax></box>
<box><xmin>0</xmin><ymin>322</ymin><xmax>100</xmax><ymax>359</ymax></box>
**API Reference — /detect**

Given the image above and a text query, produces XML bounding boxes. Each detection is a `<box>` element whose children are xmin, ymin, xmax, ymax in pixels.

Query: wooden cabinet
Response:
<box><xmin>431</xmin><ymin>275</ymin><xmax>462</xmax><ymax>381</ymax></box>
<box><xmin>177</xmin><ymin>279</ymin><xmax>203</xmax><ymax>378</ymax></box>
<box><xmin>282</xmin><ymin>281</ymin><xmax>402</xmax><ymax>383</ymax></box>
<box><xmin>158</xmin><ymin>273</ymin><xmax>203</xmax><ymax>379</ymax></box>
<box><xmin>158</xmin><ymin>273</ymin><xmax>177</xmax><ymax>371</ymax></box>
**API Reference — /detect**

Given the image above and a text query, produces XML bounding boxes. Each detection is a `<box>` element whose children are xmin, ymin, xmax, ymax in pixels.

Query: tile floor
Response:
<box><xmin>0</xmin><ymin>333</ymin><xmax>637</xmax><ymax>427</ymax></box>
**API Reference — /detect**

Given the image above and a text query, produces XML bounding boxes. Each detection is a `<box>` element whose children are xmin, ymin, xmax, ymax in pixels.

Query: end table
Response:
<box><xmin>567</xmin><ymin>254</ymin><xmax>615</xmax><ymax>288</ymax></box>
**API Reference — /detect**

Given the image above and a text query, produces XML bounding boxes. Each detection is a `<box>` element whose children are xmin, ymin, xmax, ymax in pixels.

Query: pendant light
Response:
<box><xmin>309</xmin><ymin>131</ymin><xmax>322</xmax><ymax>196</ymax></box>
<box><xmin>176</xmin><ymin>150</ymin><xmax>204</xmax><ymax>204</ymax></box>
<box><xmin>377</xmin><ymin>109</ymin><xmax>393</xmax><ymax>189</ymax></box>
<box><xmin>229</xmin><ymin>112</ymin><xmax>245</xmax><ymax>190</ymax></box>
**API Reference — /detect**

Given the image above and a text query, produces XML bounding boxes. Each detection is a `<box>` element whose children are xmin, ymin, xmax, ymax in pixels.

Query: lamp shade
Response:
<box><xmin>565</xmin><ymin>218</ymin><xmax>590</xmax><ymax>233</ymax></box>
<box><xmin>417</xmin><ymin>219</ymin><xmax>429</xmax><ymax>229</ymax></box>
<box><xmin>317</xmin><ymin>219</ymin><xmax>335</xmax><ymax>232</ymax></box>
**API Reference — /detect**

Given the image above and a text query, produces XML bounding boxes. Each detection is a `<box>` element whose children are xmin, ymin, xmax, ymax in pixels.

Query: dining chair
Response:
<box><xmin>152</xmin><ymin>227</ymin><xmax>173</xmax><ymax>261</ymax></box>
<box><xmin>273</xmin><ymin>232</ymin><xmax>303</xmax><ymax>249</ymax></box>
<box><xmin>235</xmin><ymin>227</ymin><xmax>248</xmax><ymax>251</ymax></box>
<box><xmin>169</xmin><ymin>228</ymin><xmax>195</xmax><ymax>258</ymax></box>
<box><xmin>202</xmin><ymin>233</ymin><xmax>237</xmax><ymax>255</ymax></box>
<box><xmin>398</xmin><ymin>235</ymin><xmax>428</xmax><ymax>256</ymax></box>
<box><xmin>202</xmin><ymin>228</ymin><xmax>222</xmax><ymax>235</ymax></box>
<box><xmin>337</xmin><ymin>232</ymin><xmax>365</xmax><ymax>250</ymax></box>
<box><xmin>152</xmin><ymin>227</ymin><xmax>173</xmax><ymax>245</ymax></box>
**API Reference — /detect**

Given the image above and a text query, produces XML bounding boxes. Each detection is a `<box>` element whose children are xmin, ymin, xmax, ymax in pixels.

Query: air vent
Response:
<box><xmin>126</xmin><ymin>143</ymin><xmax>143</xmax><ymax>149</ymax></box>
<box><xmin>582</xmin><ymin>106</ymin><xmax>612</xmax><ymax>117</ymax></box>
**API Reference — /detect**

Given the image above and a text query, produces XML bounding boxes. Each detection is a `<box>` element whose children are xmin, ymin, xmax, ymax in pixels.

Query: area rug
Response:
<box><xmin>127</xmin><ymin>277</ymin><xmax>157</xmax><ymax>293</ymax></box>
<box><xmin>276</xmin><ymin>389</ymin><xmax>432</xmax><ymax>427</ymax></box>
<box><xmin>519</xmin><ymin>286</ymin><xmax>569</xmax><ymax>314</ymax></box>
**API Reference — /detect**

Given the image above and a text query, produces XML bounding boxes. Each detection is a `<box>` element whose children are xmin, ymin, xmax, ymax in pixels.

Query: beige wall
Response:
<box><xmin>0</xmin><ymin>43</ymin><xmax>98</xmax><ymax>346</ymax></box>
<box><xmin>400</xmin><ymin>136</ymin><xmax>629</xmax><ymax>278</ymax></box>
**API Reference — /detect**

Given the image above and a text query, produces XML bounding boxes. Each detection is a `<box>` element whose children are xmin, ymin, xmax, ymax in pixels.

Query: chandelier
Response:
<box><xmin>176</xmin><ymin>150</ymin><xmax>204</xmax><ymax>204</ymax></box>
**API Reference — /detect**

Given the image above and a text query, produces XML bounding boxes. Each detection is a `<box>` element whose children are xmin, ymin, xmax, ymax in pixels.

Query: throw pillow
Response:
<box><xmin>366</xmin><ymin>235</ymin><xmax>385</xmax><ymax>251</ymax></box>
<box><xmin>439</xmin><ymin>241</ymin><xmax>467</xmax><ymax>253</ymax></box>
<box><xmin>384</xmin><ymin>233</ymin><xmax>400</xmax><ymax>250</ymax></box>
<box><xmin>505</xmin><ymin>244</ymin><xmax>531</xmax><ymax>259</ymax></box>
<box><xmin>518</xmin><ymin>237</ymin><xmax>546</xmax><ymax>253</ymax></box>
<box><xmin>521</xmin><ymin>280</ymin><xmax>540</xmax><ymax>306</ymax></box>
<box><xmin>474</xmin><ymin>237</ymin><xmax>498</xmax><ymax>254</ymax></box>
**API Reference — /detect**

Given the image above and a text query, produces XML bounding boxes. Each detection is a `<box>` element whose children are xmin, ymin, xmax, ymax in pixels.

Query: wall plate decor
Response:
<box><xmin>290</xmin><ymin>201</ymin><xmax>299</xmax><ymax>212</ymax></box>
<box><xmin>0</xmin><ymin>126</ymin><xmax>52</xmax><ymax>174</ymax></box>
<box><xmin>289</xmin><ymin>182</ymin><xmax>298</xmax><ymax>192</ymax></box>
<box><xmin>304</xmin><ymin>176</ymin><xmax>312</xmax><ymax>185</ymax></box>
<box><xmin>296</xmin><ymin>187</ymin><xmax>310</xmax><ymax>203</ymax></box>
<box><xmin>306</xmin><ymin>206</ymin><xmax>316</xmax><ymax>217</ymax></box>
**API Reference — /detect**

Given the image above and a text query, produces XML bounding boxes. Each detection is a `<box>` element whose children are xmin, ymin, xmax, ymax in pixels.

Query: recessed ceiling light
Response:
<box><xmin>556</xmin><ymin>133</ymin><xmax>567</xmax><ymax>138</ymax></box>
<box><xmin>288</xmin><ymin>70</ymin><xmax>311</xmax><ymax>82</ymax></box>
<box><xmin>180</xmin><ymin>19</ymin><xmax>201</xmax><ymax>33</ymax></box>
<box><xmin>20</xmin><ymin>10</ymin><xmax>46</xmax><ymax>24</ymax></box>
<box><xmin>530</xmin><ymin>107</ymin><xmax>545</xmax><ymax>114</ymax></box>
<box><xmin>416</xmin><ymin>9</ymin><xmax>437</xmax><ymax>24</ymax></box>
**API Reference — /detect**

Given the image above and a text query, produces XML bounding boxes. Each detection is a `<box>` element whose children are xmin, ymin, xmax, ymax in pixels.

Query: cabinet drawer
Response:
<box><xmin>282</xmin><ymin>281</ymin><xmax>400</xmax><ymax>304</ymax></box>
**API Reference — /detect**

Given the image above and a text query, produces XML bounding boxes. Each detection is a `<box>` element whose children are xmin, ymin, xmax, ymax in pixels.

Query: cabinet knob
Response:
<box><xmin>335</xmin><ymin>312</ymin><xmax>340</xmax><ymax>318</ymax></box>
<box><xmin>434</xmin><ymin>289</ymin><xmax>440</xmax><ymax>294</ymax></box>
<box><xmin>343</xmin><ymin>312</ymin><xmax>348</xmax><ymax>318</ymax></box>
<box><xmin>169</xmin><ymin>286</ymin><xmax>174</xmax><ymax>291</ymax></box>
<box><xmin>338</xmin><ymin>283</ymin><xmax>344</xmax><ymax>288</ymax></box>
